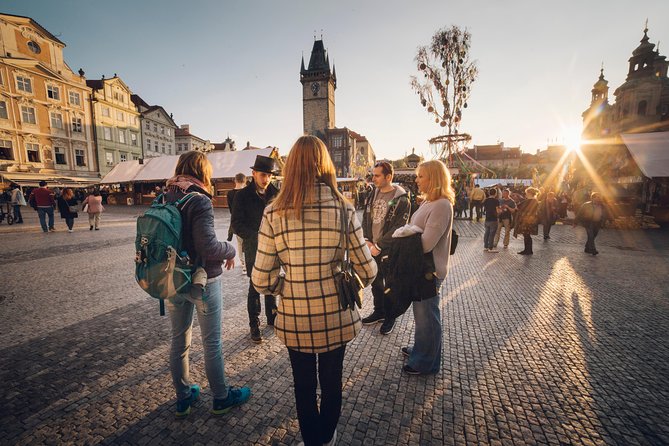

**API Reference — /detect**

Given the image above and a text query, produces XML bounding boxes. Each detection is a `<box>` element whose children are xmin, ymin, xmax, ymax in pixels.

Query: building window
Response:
<box><xmin>131</xmin><ymin>133</ymin><xmax>137</xmax><ymax>146</ymax></box>
<box><xmin>120</xmin><ymin>153</ymin><xmax>127</xmax><ymax>162</ymax></box>
<box><xmin>0</xmin><ymin>139</ymin><xmax>13</xmax><ymax>160</ymax></box>
<box><xmin>105</xmin><ymin>152</ymin><xmax>114</xmax><ymax>166</ymax></box>
<box><xmin>0</xmin><ymin>101</ymin><xmax>8</xmax><ymax>119</ymax></box>
<box><xmin>146</xmin><ymin>138</ymin><xmax>151</xmax><ymax>149</ymax></box>
<box><xmin>332</xmin><ymin>135</ymin><xmax>344</xmax><ymax>148</ymax></box>
<box><xmin>54</xmin><ymin>147</ymin><xmax>67</xmax><ymax>165</ymax></box>
<box><xmin>102</xmin><ymin>107</ymin><xmax>110</xmax><ymax>117</ymax></box>
<box><xmin>160</xmin><ymin>125</ymin><xmax>165</xmax><ymax>135</ymax></box>
<box><xmin>69</xmin><ymin>91</ymin><xmax>81</xmax><ymax>106</ymax></box>
<box><xmin>333</xmin><ymin>151</ymin><xmax>342</xmax><ymax>163</ymax></box>
<box><xmin>27</xmin><ymin>41</ymin><xmax>41</xmax><ymax>54</ymax></box>
<box><xmin>103</xmin><ymin>127</ymin><xmax>112</xmax><ymax>140</ymax></box>
<box><xmin>26</xmin><ymin>143</ymin><xmax>40</xmax><ymax>162</ymax></box>
<box><xmin>75</xmin><ymin>149</ymin><xmax>86</xmax><ymax>166</ymax></box>
<box><xmin>72</xmin><ymin>117</ymin><xmax>83</xmax><ymax>133</ymax></box>
<box><xmin>16</xmin><ymin>76</ymin><xmax>32</xmax><ymax>93</ymax></box>
<box><xmin>119</xmin><ymin>130</ymin><xmax>126</xmax><ymax>144</ymax></box>
<box><xmin>50</xmin><ymin>112</ymin><xmax>63</xmax><ymax>129</ymax></box>
<box><xmin>133</xmin><ymin>155</ymin><xmax>140</xmax><ymax>160</ymax></box>
<box><xmin>638</xmin><ymin>100</ymin><xmax>647</xmax><ymax>116</ymax></box>
<box><xmin>47</xmin><ymin>85</ymin><xmax>60</xmax><ymax>100</ymax></box>
<box><xmin>113</xmin><ymin>92</ymin><xmax>125</xmax><ymax>102</ymax></box>
<box><xmin>153</xmin><ymin>123</ymin><xmax>157</xmax><ymax>132</ymax></box>
<box><xmin>145</xmin><ymin>121</ymin><xmax>150</xmax><ymax>130</ymax></box>
<box><xmin>154</xmin><ymin>141</ymin><xmax>158</xmax><ymax>152</ymax></box>
<box><xmin>21</xmin><ymin>106</ymin><xmax>37</xmax><ymax>124</ymax></box>
<box><xmin>117</xmin><ymin>111</ymin><xmax>124</xmax><ymax>121</ymax></box>
<box><xmin>166</xmin><ymin>128</ymin><xmax>171</xmax><ymax>136</ymax></box>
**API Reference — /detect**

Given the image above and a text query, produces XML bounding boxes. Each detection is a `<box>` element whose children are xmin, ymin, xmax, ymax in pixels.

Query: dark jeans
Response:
<box><xmin>523</xmin><ymin>234</ymin><xmax>533</xmax><ymax>253</ymax></box>
<box><xmin>543</xmin><ymin>223</ymin><xmax>553</xmax><ymax>238</ymax></box>
<box><xmin>484</xmin><ymin>221</ymin><xmax>498</xmax><ymax>249</ymax></box>
<box><xmin>585</xmin><ymin>223</ymin><xmax>600</xmax><ymax>253</ymax></box>
<box><xmin>470</xmin><ymin>200</ymin><xmax>483</xmax><ymax>220</ymax></box>
<box><xmin>371</xmin><ymin>254</ymin><xmax>393</xmax><ymax>318</ymax></box>
<box><xmin>288</xmin><ymin>346</ymin><xmax>345</xmax><ymax>446</ymax></box>
<box><xmin>65</xmin><ymin>217</ymin><xmax>74</xmax><ymax>230</ymax></box>
<box><xmin>13</xmin><ymin>204</ymin><xmax>23</xmax><ymax>223</ymax></box>
<box><xmin>243</xmin><ymin>235</ymin><xmax>276</xmax><ymax>327</ymax></box>
<box><xmin>37</xmin><ymin>207</ymin><xmax>54</xmax><ymax>232</ymax></box>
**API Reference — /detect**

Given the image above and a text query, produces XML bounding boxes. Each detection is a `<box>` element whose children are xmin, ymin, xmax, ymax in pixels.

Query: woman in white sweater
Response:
<box><xmin>402</xmin><ymin>160</ymin><xmax>454</xmax><ymax>375</ymax></box>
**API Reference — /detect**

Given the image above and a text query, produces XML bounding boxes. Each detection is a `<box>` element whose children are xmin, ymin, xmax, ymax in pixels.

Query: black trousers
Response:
<box><xmin>585</xmin><ymin>224</ymin><xmax>600</xmax><ymax>252</ymax></box>
<box><xmin>371</xmin><ymin>254</ymin><xmax>393</xmax><ymax>318</ymax></box>
<box><xmin>470</xmin><ymin>200</ymin><xmax>483</xmax><ymax>220</ymax></box>
<box><xmin>523</xmin><ymin>234</ymin><xmax>533</xmax><ymax>253</ymax></box>
<box><xmin>65</xmin><ymin>217</ymin><xmax>74</xmax><ymax>230</ymax></box>
<box><xmin>243</xmin><ymin>234</ymin><xmax>276</xmax><ymax>327</ymax></box>
<box><xmin>288</xmin><ymin>346</ymin><xmax>345</xmax><ymax>446</ymax></box>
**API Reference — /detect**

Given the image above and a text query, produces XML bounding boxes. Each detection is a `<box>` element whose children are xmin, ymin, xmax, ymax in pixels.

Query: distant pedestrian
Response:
<box><xmin>227</xmin><ymin>172</ymin><xmax>247</xmax><ymax>273</ymax></box>
<box><xmin>82</xmin><ymin>190</ymin><xmax>104</xmax><ymax>230</ymax></box>
<box><xmin>469</xmin><ymin>184</ymin><xmax>485</xmax><ymax>221</ymax></box>
<box><xmin>575</xmin><ymin>192</ymin><xmax>607</xmax><ymax>255</ymax></box>
<box><xmin>252</xmin><ymin>135</ymin><xmax>377</xmax><ymax>446</ymax></box>
<box><xmin>28</xmin><ymin>180</ymin><xmax>56</xmax><ymax>233</ymax></box>
<box><xmin>403</xmin><ymin>160</ymin><xmax>454</xmax><ymax>375</ymax></box>
<box><xmin>513</xmin><ymin>187</ymin><xmax>540</xmax><ymax>255</ymax></box>
<box><xmin>164</xmin><ymin>150</ymin><xmax>250</xmax><ymax>418</ymax></box>
<box><xmin>540</xmin><ymin>191</ymin><xmax>558</xmax><ymax>240</ymax></box>
<box><xmin>57</xmin><ymin>188</ymin><xmax>78</xmax><ymax>233</ymax></box>
<box><xmin>231</xmin><ymin>155</ymin><xmax>279</xmax><ymax>343</ymax></box>
<box><xmin>494</xmin><ymin>189</ymin><xmax>516</xmax><ymax>249</ymax></box>
<box><xmin>9</xmin><ymin>183</ymin><xmax>26</xmax><ymax>224</ymax></box>
<box><xmin>483</xmin><ymin>188</ymin><xmax>501</xmax><ymax>252</ymax></box>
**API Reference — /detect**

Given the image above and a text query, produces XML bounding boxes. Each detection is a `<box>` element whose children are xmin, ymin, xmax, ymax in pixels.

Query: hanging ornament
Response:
<box><xmin>427</xmin><ymin>106</ymin><xmax>434</xmax><ymax>112</ymax></box>
<box><xmin>419</xmin><ymin>63</ymin><xmax>426</xmax><ymax>70</ymax></box>
<box><xmin>464</xmin><ymin>103</ymin><xmax>468</xmax><ymax>108</ymax></box>
<box><xmin>458</xmin><ymin>59</ymin><xmax>463</xmax><ymax>64</ymax></box>
<box><xmin>421</xmin><ymin>99</ymin><xmax>427</xmax><ymax>107</ymax></box>
<box><xmin>445</xmin><ymin>79</ymin><xmax>450</xmax><ymax>85</ymax></box>
<box><xmin>435</xmin><ymin>118</ymin><xmax>440</xmax><ymax>123</ymax></box>
<box><xmin>454</xmin><ymin>116</ymin><xmax>460</xmax><ymax>122</ymax></box>
<box><xmin>440</xmin><ymin>121</ymin><xmax>446</xmax><ymax>127</ymax></box>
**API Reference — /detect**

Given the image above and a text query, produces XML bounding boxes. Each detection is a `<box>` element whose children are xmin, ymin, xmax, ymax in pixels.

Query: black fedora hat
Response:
<box><xmin>250</xmin><ymin>155</ymin><xmax>277</xmax><ymax>174</ymax></box>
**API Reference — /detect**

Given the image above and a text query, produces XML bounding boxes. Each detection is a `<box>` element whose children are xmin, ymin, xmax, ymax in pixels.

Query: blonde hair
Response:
<box><xmin>174</xmin><ymin>151</ymin><xmax>212</xmax><ymax>189</ymax></box>
<box><xmin>525</xmin><ymin>187</ymin><xmax>539</xmax><ymax>197</ymax></box>
<box><xmin>417</xmin><ymin>160</ymin><xmax>455</xmax><ymax>204</ymax></box>
<box><xmin>272</xmin><ymin>135</ymin><xmax>343</xmax><ymax>219</ymax></box>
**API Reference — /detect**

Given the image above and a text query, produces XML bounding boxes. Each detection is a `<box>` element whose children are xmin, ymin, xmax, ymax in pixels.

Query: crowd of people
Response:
<box><xmin>1</xmin><ymin>181</ymin><xmax>106</xmax><ymax>232</ymax></box>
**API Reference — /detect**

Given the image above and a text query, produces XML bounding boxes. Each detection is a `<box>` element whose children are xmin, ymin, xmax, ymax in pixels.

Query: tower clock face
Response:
<box><xmin>311</xmin><ymin>82</ymin><xmax>320</xmax><ymax>96</ymax></box>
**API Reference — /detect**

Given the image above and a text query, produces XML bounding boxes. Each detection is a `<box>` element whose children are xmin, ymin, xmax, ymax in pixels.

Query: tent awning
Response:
<box><xmin>621</xmin><ymin>132</ymin><xmax>669</xmax><ymax>178</ymax></box>
<box><xmin>0</xmin><ymin>172</ymin><xmax>100</xmax><ymax>188</ymax></box>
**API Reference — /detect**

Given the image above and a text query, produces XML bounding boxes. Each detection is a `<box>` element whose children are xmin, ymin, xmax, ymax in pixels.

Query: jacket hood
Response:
<box><xmin>373</xmin><ymin>184</ymin><xmax>407</xmax><ymax>201</ymax></box>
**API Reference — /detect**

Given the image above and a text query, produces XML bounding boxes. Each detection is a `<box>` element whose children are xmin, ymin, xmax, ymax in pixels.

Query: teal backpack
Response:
<box><xmin>134</xmin><ymin>192</ymin><xmax>199</xmax><ymax>315</ymax></box>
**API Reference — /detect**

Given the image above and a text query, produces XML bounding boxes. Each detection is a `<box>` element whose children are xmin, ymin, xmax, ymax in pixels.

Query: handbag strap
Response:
<box><xmin>337</xmin><ymin>197</ymin><xmax>350</xmax><ymax>267</ymax></box>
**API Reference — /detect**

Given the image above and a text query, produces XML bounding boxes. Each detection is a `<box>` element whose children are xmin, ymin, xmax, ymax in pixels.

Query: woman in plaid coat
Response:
<box><xmin>253</xmin><ymin>135</ymin><xmax>377</xmax><ymax>446</ymax></box>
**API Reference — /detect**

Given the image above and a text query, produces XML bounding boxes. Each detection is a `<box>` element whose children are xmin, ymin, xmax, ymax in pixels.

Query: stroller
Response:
<box><xmin>0</xmin><ymin>193</ymin><xmax>14</xmax><ymax>225</ymax></box>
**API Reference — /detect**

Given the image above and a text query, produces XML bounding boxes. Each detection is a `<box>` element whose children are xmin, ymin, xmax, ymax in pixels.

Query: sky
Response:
<box><xmin>5</xmin><ymin>0</ymin><xmax>669</xmax><ymax>160</ymax></box>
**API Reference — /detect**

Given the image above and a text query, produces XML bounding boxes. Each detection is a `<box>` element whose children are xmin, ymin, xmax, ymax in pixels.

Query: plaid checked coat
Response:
<box><xmin>252</xmin><ymin>183</ymin><xmax>378</xmax><ymax>353</ymax></box>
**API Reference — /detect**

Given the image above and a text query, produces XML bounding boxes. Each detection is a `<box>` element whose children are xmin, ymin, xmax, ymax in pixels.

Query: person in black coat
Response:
<box><xmin>226</xmin><ymin>172</ymin><xmax>248</xmax><ymax>272</ymax></box>
<box><xmin>231</xmin><ymin>155</ymin><xmax>280</xmax><ymax>343</ymax></box>
<box><xmin>57</xmin><ymin>187</ymin><xmax>78</xmax><ymax>232</ymax></box>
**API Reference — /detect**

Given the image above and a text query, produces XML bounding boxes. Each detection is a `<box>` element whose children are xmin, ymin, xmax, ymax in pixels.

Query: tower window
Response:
<box><xmin>638</xmin><ymin>101</ymin><xmax>647</xmax><ymax>116</ymax></box>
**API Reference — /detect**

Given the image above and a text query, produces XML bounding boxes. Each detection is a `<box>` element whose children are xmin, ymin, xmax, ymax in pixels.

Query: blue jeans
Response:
<box><xmin>409</xmin><ymin>278</ymin><xmax>444</xmax><ymax>374</ymax></box>
<box><xmin>484</xmin><ymin>221</ymin><xmax>498</xmax><ymax>249</ymax></box>
<box><xmin>37</xmin><ymin>207</ymin><xmax>54</xmax><ymax>232</ymax></box>
<box><xmin>13</xmin><ymin>204</ymin><xmax>23</xmax><ymax>223</ymax></box>
<box><xmin>166</xmin><ymin>276</ymin><xmax>229</xmax><ymax>400</ymax></box>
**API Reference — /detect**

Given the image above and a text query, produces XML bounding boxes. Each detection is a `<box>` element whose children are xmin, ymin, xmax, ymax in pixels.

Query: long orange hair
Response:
<box><xmin>174</xmin><ymin>151</ymin><xmax>213</xmax><ymax>189</ymax></box>
<box><xmin>272</xmin><ymin>135</ymin><xmax>343</xmax><ymax>219</ymax></box>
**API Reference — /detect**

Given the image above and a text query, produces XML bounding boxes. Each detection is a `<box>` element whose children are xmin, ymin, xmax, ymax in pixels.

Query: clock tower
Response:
<box><xmin>300</xmin><ymin>39</ymin><xmax>336</xmax><ymax>139</ymax></box>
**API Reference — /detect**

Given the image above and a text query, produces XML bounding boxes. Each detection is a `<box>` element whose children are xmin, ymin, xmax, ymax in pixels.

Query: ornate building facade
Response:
<box><xmin>0</xmin><ymin>13</ymin><xmax>98</xmax><ymax>186</ymax></box>
<box><xmin>86</xmin><ymin>75</ymin><xmax>141</xmax><ymax>177</ymax></box>
<box><xmin>582</xmin><ymin>25</ymin><xmax>669</xmax><ymax>140</ymax></box>
<box><xmin>131</xmin><ymin>94</ymin><xmax>177</xmax><ymax>158</ymax></box>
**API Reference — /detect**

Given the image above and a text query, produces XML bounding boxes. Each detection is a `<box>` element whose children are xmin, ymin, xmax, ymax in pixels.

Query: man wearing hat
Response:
<box><xmin>231</xmin><ymin>155</ymin><xmax>280</xmax><ymax>343</ymax></box>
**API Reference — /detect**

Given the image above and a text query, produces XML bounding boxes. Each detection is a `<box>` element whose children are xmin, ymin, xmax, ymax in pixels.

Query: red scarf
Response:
<box><xmin>166</xmin><ymin>175</ymin><xmax>210</xmax><ymax>194</ymax></box>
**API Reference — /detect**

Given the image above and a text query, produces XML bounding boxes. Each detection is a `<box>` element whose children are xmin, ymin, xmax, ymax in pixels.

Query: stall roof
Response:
<box><xmin>621</xmin><ymin>132</ymin><xmax>669</xmax><ymax>178</ymax></box>
<box><xmin>0</xmin><ymin>172</ymin><xmax>100</xmax><ymax>188</ymax></box>
<box><xmin>100</xmin><ymin>148</ymin><xmax>278</xmax><ymax>184</ymax></box>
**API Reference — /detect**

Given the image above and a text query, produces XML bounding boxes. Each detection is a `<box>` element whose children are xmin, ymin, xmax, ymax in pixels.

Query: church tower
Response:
<box><xmin>300</xmin><ymin>39</ymin><xmax>336</xmax><ymax>139</ymax></box>
<box><xmin>582</xmin><ymin>67</ymin><xmax>611</xmax><ymax>139</ymax></box>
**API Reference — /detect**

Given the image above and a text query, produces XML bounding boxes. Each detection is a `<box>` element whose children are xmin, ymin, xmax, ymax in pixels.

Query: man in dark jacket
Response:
<box><xmin>231</xmin><ymin>156</ymin><xmax>279</xmax><ymax>343</ymax></box>
<box><xmin>226</xmin><ymin>173</ymin><xmax>247</xmax><ymax>272</ymax></box>
<box><xmin>361</xmin><ymin>161</ymin><xmax>410</xmax><ymax>335</ymax></box>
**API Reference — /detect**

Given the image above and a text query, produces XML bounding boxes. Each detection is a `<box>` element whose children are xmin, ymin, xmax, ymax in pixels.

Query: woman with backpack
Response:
<box><xmin>252</xmin><ymin>135</ymin><xmax>377</xmax><ymax>446</ymax></box>
<box><xmin>57</xmin><ymin>188</ymin><xmax>78</xmax><ymax>232</ymax></box>
<box><xmin>164</xmin><ymin>151</ymin><xmax>251</xmax><ymax>418</ymax></box>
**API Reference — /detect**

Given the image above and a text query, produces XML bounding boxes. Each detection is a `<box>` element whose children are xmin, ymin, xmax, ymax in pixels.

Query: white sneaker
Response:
<box><xmin>488</xmin><ymin>249</ymin><xmax>499</xmax><ymax>253</ymax></box>
<box><xmin>68</xmin><ymin>229</ymin><xmax>74</xmax><ymax>233</ymax></box>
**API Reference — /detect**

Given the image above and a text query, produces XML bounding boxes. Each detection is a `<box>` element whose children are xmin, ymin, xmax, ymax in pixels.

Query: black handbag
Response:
<box><xmin>332</xmin><ymin>198</ymin><xmax>364</xmax><ymax>310</ymax></box>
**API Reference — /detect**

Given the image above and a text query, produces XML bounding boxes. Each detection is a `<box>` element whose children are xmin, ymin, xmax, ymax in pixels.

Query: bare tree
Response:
<box><xmin>411</xmin><ymin>26</ymin><xmax>478</xmax><ymax>158</ymax></box>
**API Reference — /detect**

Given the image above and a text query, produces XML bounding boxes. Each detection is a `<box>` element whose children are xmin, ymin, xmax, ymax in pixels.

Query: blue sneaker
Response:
<box><xmin>211</xmin><ymin>386</ymin><xmax>251</xmax><ymax>415</ymax></box>
<box><xmin>175</xmin><ymin>384</ymin><xmax>200</xmax><ymax>418</ymax></box>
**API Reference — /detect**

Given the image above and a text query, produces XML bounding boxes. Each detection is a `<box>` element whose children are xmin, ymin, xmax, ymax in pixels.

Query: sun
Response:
<box><xmin>563</xmin><ymin>125</ymin><xmax>583</xmax><ymax>154</ymax></box>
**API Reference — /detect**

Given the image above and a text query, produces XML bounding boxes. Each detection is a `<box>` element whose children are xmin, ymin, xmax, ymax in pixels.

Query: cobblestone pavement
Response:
<box><xmin>1</xmin><ymin>206</ymin><xmax>668</xmax><ymax>445</ymax></box>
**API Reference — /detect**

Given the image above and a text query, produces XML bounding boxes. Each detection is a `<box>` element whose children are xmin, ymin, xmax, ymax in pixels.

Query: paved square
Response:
<box><xmin>1</xmin><ymin>207</ymin><xmax>668</xmax><ymax>445</ymax></box>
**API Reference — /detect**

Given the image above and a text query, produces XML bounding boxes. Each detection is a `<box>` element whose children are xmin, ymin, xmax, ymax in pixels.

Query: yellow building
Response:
<box><xmin>0</xmin><ymin>13</ymin><xmax>98</xmax><ymax>188</ymax></box>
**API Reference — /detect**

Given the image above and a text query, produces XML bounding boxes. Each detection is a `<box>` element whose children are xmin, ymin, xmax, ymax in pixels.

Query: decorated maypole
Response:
<box><xmin>410</xmin><ymin>26</ymin><xmax>478</xmax><ymax>159</ymax></box>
